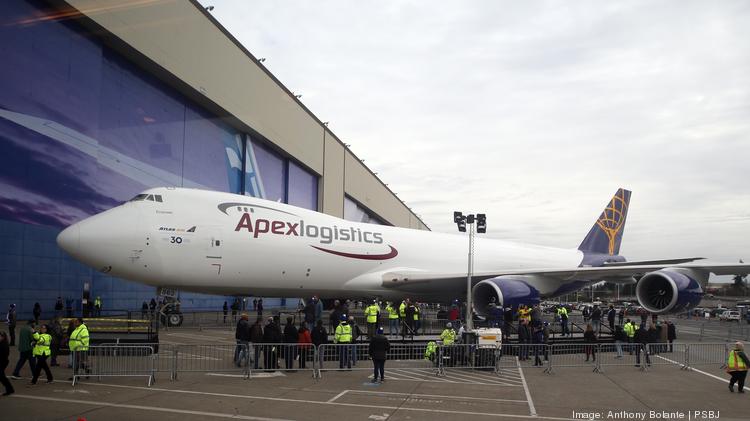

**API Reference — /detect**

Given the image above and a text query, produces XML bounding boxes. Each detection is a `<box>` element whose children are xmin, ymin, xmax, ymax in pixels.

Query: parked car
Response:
<box><xmin>719</xmin><ymin>310</ymin><xmax>741</xmax><ymax>322</ymax></box>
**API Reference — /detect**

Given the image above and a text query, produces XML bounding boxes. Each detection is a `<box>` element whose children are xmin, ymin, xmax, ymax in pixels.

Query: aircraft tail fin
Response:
<box><xmin>578</xmin><ymin>188</ymin><xmax>631</xmax><ymax>256</ymax></box>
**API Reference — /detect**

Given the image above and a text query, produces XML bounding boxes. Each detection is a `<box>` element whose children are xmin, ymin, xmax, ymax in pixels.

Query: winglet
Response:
<box><xmin>578</xmin><ymin>188</ymin><xmax>631</xmax><ymax>256</ymax></box>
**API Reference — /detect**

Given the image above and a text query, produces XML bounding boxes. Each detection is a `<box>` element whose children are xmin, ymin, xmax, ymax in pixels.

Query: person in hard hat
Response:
<box><xmin>440</xmin><ymin>322</ymin><xmax>456</xmax><ymax>367</ymax></box>
<box><xmin>334</xmin><ymin>315</ymin><xmax>353</xmax><ymax>369</ymax></box>
<box><xmin>727</xmin><ymin>341</ymin><xmax>749</xmax><ymax>393</ymax></box>
<box><xmin>369</xmin><ymin>327</ymin><xmax>390</xmax><ymax>382</ymax></box>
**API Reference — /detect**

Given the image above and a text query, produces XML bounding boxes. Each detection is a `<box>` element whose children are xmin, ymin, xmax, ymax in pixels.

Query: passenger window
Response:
<box><xmin>215</xmin><ymin>240</ymin><xmax>221</xmax><ymax>247</ymax></box>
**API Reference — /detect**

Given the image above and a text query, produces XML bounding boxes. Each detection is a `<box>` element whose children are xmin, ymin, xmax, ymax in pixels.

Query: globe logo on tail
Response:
<box><xmin>595</xmin><ymin>189</ymin><xmax>629</xmax><ymax>255</ymax></box>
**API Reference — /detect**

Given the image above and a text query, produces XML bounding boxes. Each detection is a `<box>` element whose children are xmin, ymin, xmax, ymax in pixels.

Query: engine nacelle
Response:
<box><xmin>472</xmin><ymin>277</ymin><xmax>540</xmax><ymax>315</ymax></box>
<box><xmin>635</xmin><ymin>269</ymin><xmax>704</xmax><ymax>315</ymax></box>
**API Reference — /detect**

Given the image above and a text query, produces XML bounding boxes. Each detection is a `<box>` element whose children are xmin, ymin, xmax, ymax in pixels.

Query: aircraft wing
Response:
<box><xmin>380</xmin><ymin>262</ymin><xmax>750</xmax><ymax>287</ymax></box>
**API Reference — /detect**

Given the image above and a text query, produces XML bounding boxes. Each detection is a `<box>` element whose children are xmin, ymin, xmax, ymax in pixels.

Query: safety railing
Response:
<box><xmin>317</xmin><ymin>343</ymin><xmax>438</xmax><ymax>379</ymax></box>
<box><xmin>72</xmin><ymin>345</ymin><xmax>155</xmax><ymax>386</ymax></box>
<box><xmin>248</xmin><ymin>343</ymin><xmax>317</xmax><ymax>378</ymax></box>
<box><xmin>685</xmin><ymin>343</ymin><xmax>729</xmax><ymax>370</ymax></box>
<box><xmin>65</xmin><ymin>341</ymin><xmax>742</xmax><ymax>386</ymax></box>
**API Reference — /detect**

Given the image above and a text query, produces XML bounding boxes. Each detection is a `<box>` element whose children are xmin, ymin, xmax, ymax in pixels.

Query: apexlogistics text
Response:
<box><xmin>234</xmin><ymin>213</ymin><xmax>383</xmax><ymax>245</ymax></box>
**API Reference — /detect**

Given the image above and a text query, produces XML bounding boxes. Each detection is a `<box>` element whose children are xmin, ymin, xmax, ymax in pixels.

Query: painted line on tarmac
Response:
<box><xmin>327</xmin><ymin>390</ymin><xmax>348</xmax><ymax>403</ymax></box>
<box><xmin>442</xmin><ymin>369</ymin><xmax>523</xmax><ymax>385</ymax></box>
<box><xmin>346</xmin><ymin>389</ymin><xmax>529</xmax><ymax>403</ymax></box>
<box><xmin>67</xmin><ymin>381</ymin><xmax>574</xmax><ymax>420</ymax></box>
<box><xmin>655</xmin><ymin>355</ymin><xmax>750</xmax><ymax>395</ymax></box>
<box><xmin>515</xmin><ymin>357</ymin><xmax>537</xmax><ymax>417</ymax></box>
<box><xmin>11</xmin><ymin>394</ymin><xmax>293</xmax><ymax>421</ymax></box>
<box><xmin>440</xmin><ymin>370</ymin><xmax>520</xmax><ymax>386</ymax></box>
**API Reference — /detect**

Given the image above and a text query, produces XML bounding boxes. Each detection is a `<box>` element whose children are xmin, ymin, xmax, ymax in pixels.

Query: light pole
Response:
<box><xmin>453</xmin><ymin>211</ymin><xmax>486</xmax><ymax>331</ymax></box>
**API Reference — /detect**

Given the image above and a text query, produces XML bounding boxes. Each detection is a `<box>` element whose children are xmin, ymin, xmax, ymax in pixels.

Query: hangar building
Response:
<box><xmin>0</xmin><ymin>0</ymin><xmax>428</xmax><ymax>318</ymax></box>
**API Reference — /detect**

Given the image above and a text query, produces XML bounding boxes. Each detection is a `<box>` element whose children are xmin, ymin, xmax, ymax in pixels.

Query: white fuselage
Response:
<box><xmin>57</xmin><ymin>187</ymin><xmax>585</xmax><ymax>300</ymax></box>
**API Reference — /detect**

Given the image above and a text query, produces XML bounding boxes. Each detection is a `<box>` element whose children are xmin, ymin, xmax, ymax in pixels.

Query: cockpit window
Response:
<box><xmin>129</xmin><ymin>193</ymin><xmax>164</xmax><ymax>203</ymax></box>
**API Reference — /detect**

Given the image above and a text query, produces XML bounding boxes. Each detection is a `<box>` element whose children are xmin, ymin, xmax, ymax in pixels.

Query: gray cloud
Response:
<box><xmin>206</xmin><ymin>0</ymin><xmax>750</xmax><ymax>269</ymax></box>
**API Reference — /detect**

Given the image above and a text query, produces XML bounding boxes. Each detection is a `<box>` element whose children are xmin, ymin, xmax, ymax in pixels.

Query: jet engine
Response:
<box><xmin>471</xmin><ymin>277</ymin><xmax>540</xmax><ymax>315</ymax></box>
<box><xmin>635</xmin><ymin>269</ymin><xmax>704</xmax><ymax>315</ymax></box>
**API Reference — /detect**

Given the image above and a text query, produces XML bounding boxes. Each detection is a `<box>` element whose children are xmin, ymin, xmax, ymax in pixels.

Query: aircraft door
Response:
<box><xmin>203</xmin><ymin>226</ymin><xmax>223</xmax><ymax>277</ymax></box>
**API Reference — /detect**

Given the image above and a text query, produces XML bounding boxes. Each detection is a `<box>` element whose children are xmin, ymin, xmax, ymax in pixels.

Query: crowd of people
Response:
<box><xmin>0</xmin><ymin>311</ymin><xmax>90</xmax><ymax>396</ymax></box>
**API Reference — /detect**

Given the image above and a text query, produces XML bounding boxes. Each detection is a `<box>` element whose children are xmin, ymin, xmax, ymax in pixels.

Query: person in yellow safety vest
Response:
<box><xmin>623</xmin><ymin>319</ymin><xmax>637</xmax><ymax>355</ymax></box>
<box><xmin>94</xmin><ymin>296</ymin><xmax>102</xmax><ymax>317</ymax></box>
<box><xmin>557</xmin><ymin>305</ymin><xmax>569</xmax><ymax>336</ymax></box>
<box><xmin>68</xmin><ymin>318</ymin><xmax>90</xmax><ymax>380</ymax></box>
<box><xmin>364</xmin><ymin>299</ymin><xmax>380</xmax><ymax>338</ymax></box>
<box><xmin>30</xmin><ymin>324</ymin><xmax>54</xmax><ymax>384</ymax></box>
<box><xmin>424</xmin><ymin>341</ymin><xmax>437</xmax><ymax>363</ymax></box>
<box><xmin>399</xmin><ymin>299</ymin><xmax>408</xmax><ymax>336</ymax></box>
<box><xmin>440</xmin><ymin>323</ymin><xmax>456</xmax><ymax>345</ymax></box>
<box><xmin>519</xmin><ymin>305</ymin><xmax>531</xmax><ymax>322</ymax></box>
<box><xmin>334</xmin><ymin>315</ymin><xmax>353</xmax><ymax>369</ymax></box>
<box><xmin>727</xmin><ymin>341</ymin><xmax>749</xmax><ymax>393</ymax></box>
<box><xmin>413</xmin><ymin>303</ymin><xmax>421</xmax><ymax>335</ymax></box>
<box><xmin>440</xmin><ymin>322</ymin><xmax>457</xmax><ymax>367</ymax></box>
<box><xmin>385</xmin><ymin>302</ymin><xmax>399</xmax><ymax>336</ymax></box>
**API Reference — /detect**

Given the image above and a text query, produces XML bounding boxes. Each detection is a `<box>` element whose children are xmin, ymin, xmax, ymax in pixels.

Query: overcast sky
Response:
<box><xmin>203</xmin><ymin>0</ymin><xmax>749</xmax><ymax>267</ymax></box>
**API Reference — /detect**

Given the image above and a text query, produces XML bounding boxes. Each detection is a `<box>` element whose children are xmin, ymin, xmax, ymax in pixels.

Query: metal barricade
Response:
<box><xmin>317</xmin><ymin>342</ymin><xmax>437</xmax><ymax>379</ymax></box>
<box><xmin>594</xmin><ymin>342</ymin><xmax>637</xmax><ymax>371</ymax></box>
<box><xmin>72</xmin><ymin>345</ymin><xmax>155</xmax><ymax>386</ymax></box>
<box><xmin>171</xmin><ymin>344</ymin><xmax>249</xmax><ymax>379</ymax></box>
<box><xmin>438</xmin><ymin>344</ymin><xmax>501</xmax><ymax>372</ymax></box>
<box><xmin>548</xmin><ymin>343</ymin><xmax>599</xmax><ymax>372</ymax></box>
<box><xmin>685</xmin><ymin>343</ymin><xmax>728</xmax><ymax>370</ymax></box>
<box><xmin>248</xmin><ymin>343</ymin><xmax>318</xmax><ymax>378</ymax></box>
<box><xmin>499</xmin><ymin>343</ymin><xmax>549</xmax><ymax>372</ymax></box>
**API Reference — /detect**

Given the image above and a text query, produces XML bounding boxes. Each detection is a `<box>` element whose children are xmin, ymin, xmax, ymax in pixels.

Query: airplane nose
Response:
<box><xmin>57</xmin><ymin>224</ymin><xmax>80</xmax><ymax>257</ymax></box>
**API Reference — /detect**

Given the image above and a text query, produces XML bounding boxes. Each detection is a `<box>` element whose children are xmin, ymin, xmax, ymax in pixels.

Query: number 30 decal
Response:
<box><xmin>170</xmin><ymin>236</ymin><xmax>183</xmax><ymax>244</ymax></box>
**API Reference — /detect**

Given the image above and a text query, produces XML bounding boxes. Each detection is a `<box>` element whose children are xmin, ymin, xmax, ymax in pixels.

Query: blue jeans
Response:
<box><xmin>339</xmin><ymin>344</ymin><xmax>351</xmax><ymax>369</ymax></box>
<box><xmin>373</xmin><ymin>359</ymin><xmax>385</xmax><ymax>380</ymax></box>
<box><xmin>615</xmin><ymin>341</ymin><xmax>623</xmax><ymax>358</ymax></box>
<box><xmin>12</xmin><ymin>351</ymin><xmax>35</xmax><ymax>377</ymax></box>
<box><xmin>389</xmin><ymin>319</ymin><xmax>399</xmax><ymax>335</ymax></box>
<box><xmin>236</xmin><ymin>341</ymin><xmax>249</xmax><ymax>367</ymax></box>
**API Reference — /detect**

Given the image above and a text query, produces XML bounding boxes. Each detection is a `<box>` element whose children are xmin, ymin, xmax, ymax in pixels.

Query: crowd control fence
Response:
<box><xmin>69</xmin><ymin>341</ymin><xmax>737</xmax><ymax>386</ymax></box>
<box><xmin>72</xmin><ymin>345</ymin><xmax>155</xmax><ymax>386</ymax></box>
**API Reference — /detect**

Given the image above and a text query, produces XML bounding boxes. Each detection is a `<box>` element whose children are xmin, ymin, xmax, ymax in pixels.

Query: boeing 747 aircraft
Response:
<box><xmin>56</xmin><ymin>187</ymin><xmax>750</xmax><ymax>319</ymax></box>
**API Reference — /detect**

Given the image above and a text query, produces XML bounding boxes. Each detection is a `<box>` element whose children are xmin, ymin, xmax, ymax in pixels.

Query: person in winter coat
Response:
<box><xmin>517</xmin><ymin>319</ymin><xmax>531</xmax><ymax>361</ymax></box>
<box><xmin>262</xmin><ymin>317</ymin><xmax>281</xmax><ymax>370</ymax></box>
<box><xmin>667</xmin><ymin>321</ymin><xmax>677</xmax><ymax>353</ymax></box>
<box><xmin>635</xmin><ymin>323</ymin><xmax>651</xmax><ymax>367</ymax></box>
<box><xmin>0</xmin><ymin>332</ymin><xmax>14</xmax><ymax>396</ymax></box>
<box><xmin>583</xmin><ymin>324</ymin><xmax>597</xmax><ymax>361</ymax></box>
<box><xmin>727</xmin><ymin>341</ymin><xmax>750</xmax><ymax>393</ymax></box>
<box><xmin>297</xmin><ymin>325</ymin><xmax>312</xmax><ymax>369</ymax></box>
<box><xmin>532</xmin><ymin>321</ymin><xmax>545</xmax><ymax>366</ymax></box>
<box><xmin>282</xmin><ymin>317</ymin><xmax>298</xmax><ymax>370</ymax></box>
<box><xmin>235</xmin><ymin>314</ymin><xmax>251</xmax><ymax>367</ymax></box>
<box><xmin>311</xmin><ymin>320</ymin><xmax>328</xmax><ymax>368</ymax></box>
<box><xmin>369</xmin><ymin>327</ymin><xmax>390</xmax><ymax>382</ymax></box>
<box><xmin>249</xmin><ymin>318</ymin><xmax>264</xmax><ymax>369</ymax></box>
<box><xmin>613</xmin><ymin>325</ymin><xmax>627</xmax><ymax>358</ymax></box>
<box><xmin>47</xmin><ymin>318</ymin><xmax>63</xmax><ymax>367</ymax></box>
